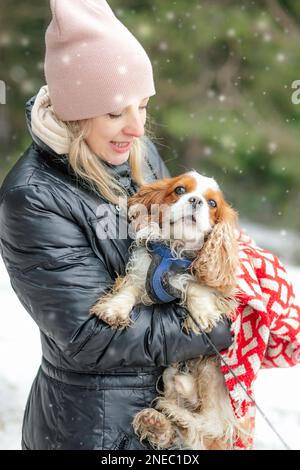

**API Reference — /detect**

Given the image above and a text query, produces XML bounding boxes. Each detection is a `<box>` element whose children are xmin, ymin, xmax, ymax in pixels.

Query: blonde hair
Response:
<box><xmin>64</xmin><ymin>119</ymin><xmax>155</xmax><ymax>206</ymax></box>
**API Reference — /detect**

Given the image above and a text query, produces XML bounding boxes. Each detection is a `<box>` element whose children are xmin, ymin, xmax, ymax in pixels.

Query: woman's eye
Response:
<box><xmin>175</xmin><ymin>186</ymin><xmax>186</xmax><ymax>195</ymax></box>
<box><xmin>208</xmin><ymin>199</ymin><xmax>217</xmax><ymax>208</ymax></box>
<box><xmin>108</xmin><ymin>106</ymin><xmax>147</xmax><ymax>119</ymax></box>
<box><xmin>108</xmin><ymin>113</ymin><xmax>122</xmax><ymax>119</ymax></box>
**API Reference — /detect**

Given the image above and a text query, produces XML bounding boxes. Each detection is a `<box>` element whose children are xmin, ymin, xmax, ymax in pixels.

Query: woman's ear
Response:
<box><xmin>190</xmin><ymin>203</ymin><xmax>239</xmax><ymax>293</ymax></box>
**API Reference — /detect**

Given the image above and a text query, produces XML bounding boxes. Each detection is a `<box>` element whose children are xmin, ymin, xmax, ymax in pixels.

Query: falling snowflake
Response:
<box><xmin>115</xmin><ymin>8</ymin><xmax>124</xmax><ymax>17</ymax></box>
<box><xmin>20</xmin><ymin>37</ymin><xmax>30</xmax><ymax>47</ymax></box>
<box><xmin>0</xmin><ymin>33</ymin><xmax>12</xmax><ymax>45</ymax></box>
<box><xmin>227</xmin><ymin>28</ymin><xmax>236</xmax><ymax>37</ymax></box>
<box><xmin>165</xmin><ymin>11</ymin><xmax>175</xmax><ymax>20</ymax></box>
<box><xmin>276</xmin><ymin>53</ymin><xmax>286</xmax><ymax>63</ymax></box>
<box><xmin>138</xmin><ymin>23</ymin><xmax>152</xmax><ymax>37</ymax></box>
<box><xmin>21</xmin><ymin>80</ymin><xmax>35</xmax><ymax>94</ymax></box>
<box><xmin>263</xmin><ymin>33</ymin><xmax>272</xmax><ymax>42</ymax></box>
<box><xmin>118</xmin><ymin>65</ymin><xmax>127</xmax><ymax>74</ymax></box>
<box><xmin>257</xmin><ymin>20</ymin><xmax>268</xmax><ymax>31</ymax></box>
<box><xmin>10</xmin><ymin>65</ymin><xmax>26</xmax><ymax>82</ymax></box>
<box><xmin>203</xmin><ymin>146</ymin><xmax>212</xmax><ymax>156</ymax></box>
<box><xmin>114</xmin><ymin>94</ymin><xmax>124</xmax><ymax>103</ymax></box>
<box><xmin>62</xmin><ymin>54</ymin><xmax>71</xmax><ymax>65</ymax></box>
<box><xmin>159</xmin><ymin>42</ymin><xmax>168</xmax><ymax>51</ymax></box>
<box><xmin>221</xmin><ymin>135</ymin><xmax>236</xmax><ymax>149</ymax></box>
<box><xmin>268</xmin><ymin>142</ymin><xmax>278</xmax><ymax>153</ymax></box>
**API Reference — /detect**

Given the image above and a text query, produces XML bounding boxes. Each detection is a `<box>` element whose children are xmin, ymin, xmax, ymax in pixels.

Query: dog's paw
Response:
<box><xmin>90</xmin><ymin>298</ymin><xmax>133</xmax><ymax>329</ymax></box>
<box><xmin>183</xmin><ymin>310</ymin><xmax>220</xmax><ymax>334</ymax></box>
<box><xmin>133</xmin><ymin>408</ymin><xmax>176</xmax><ymax>449</ymax></box>
<box><xmin>182</xmin><ymin>315</ymin><xmax>201</xmax><ymax>335</ymax></box>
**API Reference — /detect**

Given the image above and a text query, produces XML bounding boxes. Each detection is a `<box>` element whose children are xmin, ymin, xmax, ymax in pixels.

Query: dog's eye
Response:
<box><xmin>174</xmin><ymin>186</ymin><xmax>186</xmax><ymax>195</ymax></box>
<box><xmin>208</xmin><ymin>199</ymin><xmax>217</xmax><ymax>208</ymax></box>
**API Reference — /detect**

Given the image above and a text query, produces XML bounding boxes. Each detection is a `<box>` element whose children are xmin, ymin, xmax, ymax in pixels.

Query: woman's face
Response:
<box><xmin>82</xmin><ymin>96</ymin><xmax>150</xmax><ymax>165</ymax></box>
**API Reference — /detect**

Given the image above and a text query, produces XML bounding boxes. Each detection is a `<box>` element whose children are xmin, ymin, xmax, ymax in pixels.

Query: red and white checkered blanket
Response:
<box><xmin>220</xmin><ymin>230</ymin><xmax>300</xmax><ymax>448</ymax></box>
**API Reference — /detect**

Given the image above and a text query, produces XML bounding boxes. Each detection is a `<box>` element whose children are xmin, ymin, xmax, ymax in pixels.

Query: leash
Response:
<box><xmin>187</xmin><ymin>311</ymin><xmax>291</xmax><ymax>450</ymax></box>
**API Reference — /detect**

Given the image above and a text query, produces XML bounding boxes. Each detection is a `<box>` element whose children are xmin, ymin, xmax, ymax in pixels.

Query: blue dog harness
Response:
<box><xmin>145</xmin><ymin>242</ymin><xmax>193</xmax><ymax>303</ymax></box>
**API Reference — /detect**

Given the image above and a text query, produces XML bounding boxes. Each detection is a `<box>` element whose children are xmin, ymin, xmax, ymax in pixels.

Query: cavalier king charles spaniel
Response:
<box><xmin>90</xmin><ymin>171</ymin><xmax>252</xmax><ymax>450</ymax></box>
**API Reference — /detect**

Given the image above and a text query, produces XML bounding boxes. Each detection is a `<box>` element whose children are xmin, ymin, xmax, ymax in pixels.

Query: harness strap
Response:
<box><xmin>146</xmin><ymin>242</ymin><xmax>192</xmax><ymax>303</ymax></box>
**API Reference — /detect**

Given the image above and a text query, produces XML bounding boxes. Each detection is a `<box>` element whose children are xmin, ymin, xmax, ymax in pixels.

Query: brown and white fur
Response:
<box><xmin>90</xmin><ymin>171</ymin><xmax>251</xmax><ymax>450</ymax></box>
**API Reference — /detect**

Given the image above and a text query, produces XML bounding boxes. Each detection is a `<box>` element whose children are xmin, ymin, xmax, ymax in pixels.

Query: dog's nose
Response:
<box><xmin>188</xmin><ymin>196</ymin><xmax>203</xmax><ymax>209</ymax></box>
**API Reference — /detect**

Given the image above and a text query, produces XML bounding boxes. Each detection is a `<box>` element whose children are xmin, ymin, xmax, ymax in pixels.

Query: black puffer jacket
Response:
<box><xmin>0</xmin><ymin>96</ymin><xmax>232</xmax><ymax>450</ymax></box>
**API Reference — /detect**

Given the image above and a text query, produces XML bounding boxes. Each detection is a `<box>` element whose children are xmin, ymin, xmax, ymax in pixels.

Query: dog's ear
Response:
<box><xmin>127</xmin><ymin>180</ymin><xmax>166</xmax><ymax>211</ymax></box>
<box><xmin>191</xmin><ymin>203</ymin><xmax>239</xmax><ymax>293</ymax></box>
<box><xmin>128</xmin><ymin>180</ymin><xmax>170</xmax><ymax>227</ymax></box>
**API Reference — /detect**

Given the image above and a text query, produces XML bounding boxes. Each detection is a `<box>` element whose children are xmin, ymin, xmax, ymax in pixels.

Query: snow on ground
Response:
<box><xmin>0</xmin><ymin>261</ymin><xmax>41</xmax><ymax>450</ymax></box>
<box><xmin>0</xmin><ymin>221</ymin><xmax>299</xmax><ymax>450</ymax></box>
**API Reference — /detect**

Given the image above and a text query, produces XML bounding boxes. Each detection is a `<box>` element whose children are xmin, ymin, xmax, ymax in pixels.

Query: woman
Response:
<box><xmin>0</xmin><ymin>0</ymin><xmax>232</xmax><ymax>450</ymax></box>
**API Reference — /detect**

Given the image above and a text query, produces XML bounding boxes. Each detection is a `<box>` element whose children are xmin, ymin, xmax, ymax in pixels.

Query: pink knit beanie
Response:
<box><xmin>44</xmin><ymin>0</ymin><xmax>156</xmax><ymax>121</ymax></box>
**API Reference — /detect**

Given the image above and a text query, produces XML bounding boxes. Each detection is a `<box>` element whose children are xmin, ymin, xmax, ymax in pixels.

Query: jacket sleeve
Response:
<box><xmin>0</xmin><ymin>184</ymin><xmax>232</xmax><ymax>371</ymax></box>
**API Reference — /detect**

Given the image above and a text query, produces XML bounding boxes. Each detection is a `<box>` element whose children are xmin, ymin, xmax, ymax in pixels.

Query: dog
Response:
<box><xmin>90</xmin><ymin>170</ymin><xmax>253</xmax><ymax>450</ymax></box>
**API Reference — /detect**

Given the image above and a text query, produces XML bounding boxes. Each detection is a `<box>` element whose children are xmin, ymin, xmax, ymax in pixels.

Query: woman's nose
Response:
<box><xmin>123</xmin><ymin>110</ymin><xmax>145</xmax><ymax>138</ymax></box>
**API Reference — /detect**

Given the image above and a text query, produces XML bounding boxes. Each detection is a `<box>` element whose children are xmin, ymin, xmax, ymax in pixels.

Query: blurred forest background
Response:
<box><xmin>1</xmin><ymin>0</ymin><xmax>300</xmax><ymax>235</ymax></box>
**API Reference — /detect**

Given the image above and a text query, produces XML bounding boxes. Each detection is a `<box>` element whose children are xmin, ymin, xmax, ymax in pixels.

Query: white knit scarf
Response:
<box><xmin>31</xmin><ymin>85</ymin><xmax>71</xmax><ymax>155</ymax></box>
